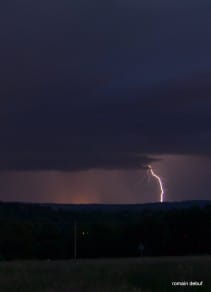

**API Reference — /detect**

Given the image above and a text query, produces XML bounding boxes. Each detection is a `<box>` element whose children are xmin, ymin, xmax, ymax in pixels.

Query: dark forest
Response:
<box><xmin>0</xmin><ymin>201</ymin><xmax>211</xmax><ymax>260</ymax></box>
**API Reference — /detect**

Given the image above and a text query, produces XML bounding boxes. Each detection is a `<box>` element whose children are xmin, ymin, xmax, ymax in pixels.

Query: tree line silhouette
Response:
<box><xmin>0</xmin><ymin>202</ymin><xmax>211</xmax><ymax>260</ymax></box>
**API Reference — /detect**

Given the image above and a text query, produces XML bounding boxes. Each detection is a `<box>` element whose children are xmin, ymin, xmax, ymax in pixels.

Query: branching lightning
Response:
<box><xmin>148</xmin><ymin>165</ymin><xmax>164</xmax><ymax>203</ymax></box>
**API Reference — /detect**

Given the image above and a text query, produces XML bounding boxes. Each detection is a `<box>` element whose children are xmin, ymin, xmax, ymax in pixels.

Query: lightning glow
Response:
<box><xmin>148</xmin><ymin>165</ymin><xmax>164</xmax><ymax>203</ymax></box>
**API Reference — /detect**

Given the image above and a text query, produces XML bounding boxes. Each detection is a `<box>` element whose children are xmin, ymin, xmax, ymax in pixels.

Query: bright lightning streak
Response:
<box><xmin>148</xmin><ymin>165</ymin><xmax>164</xmax><ymax>203</ymax></box>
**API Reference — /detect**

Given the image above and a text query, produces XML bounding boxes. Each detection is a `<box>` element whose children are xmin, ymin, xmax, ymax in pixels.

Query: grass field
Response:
<box><xmin>0</xmin><ymin>256</ymin><xmax>210</xmax><ymax>292</ymax></box>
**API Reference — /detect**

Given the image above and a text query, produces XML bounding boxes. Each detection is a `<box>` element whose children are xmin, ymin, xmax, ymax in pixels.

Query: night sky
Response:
<box><xmin>1</xmin><ymin>0</ymin><xmax>211</xmax><ymax>203</ymax></box>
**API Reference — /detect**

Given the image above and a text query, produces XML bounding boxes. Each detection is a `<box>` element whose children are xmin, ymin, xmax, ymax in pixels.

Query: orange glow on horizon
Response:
<box><xmin>54</xmin><ymin>192</ymin><xmax>101</xmax><ymax>204</ymax></box>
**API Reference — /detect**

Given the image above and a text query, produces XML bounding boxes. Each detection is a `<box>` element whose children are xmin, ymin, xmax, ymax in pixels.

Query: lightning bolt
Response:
<box><xmin>148</xmin><ymin>165</ymin><xmax>164</xmax><ymax>203</ymax></box>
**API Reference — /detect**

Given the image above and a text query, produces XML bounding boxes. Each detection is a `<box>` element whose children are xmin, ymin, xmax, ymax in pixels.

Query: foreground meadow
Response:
<box><xmin>0</xmin><ymin>256</ymin><xmax>210</xmax><ymax>292</ymax></box>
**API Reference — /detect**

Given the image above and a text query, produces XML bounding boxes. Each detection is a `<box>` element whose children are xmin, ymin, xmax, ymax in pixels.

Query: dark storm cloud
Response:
<box><xmin>1</xmin><ymin>0</ymin><xmax>211</xmax><ymax>171</ymax></box>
